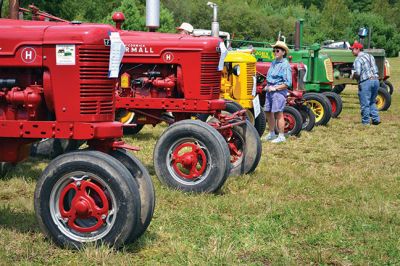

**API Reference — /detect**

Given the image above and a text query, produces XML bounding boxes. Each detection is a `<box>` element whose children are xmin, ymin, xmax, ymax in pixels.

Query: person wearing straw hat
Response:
<box><xmin>176</xmin><ymin>22</ymin><xmax>194</xmax><ymax>35</ymax></box>
<box><xmin>263</xmin><ymin>41</ymin><xmax>292</xmax><ymax>143</ymax></box>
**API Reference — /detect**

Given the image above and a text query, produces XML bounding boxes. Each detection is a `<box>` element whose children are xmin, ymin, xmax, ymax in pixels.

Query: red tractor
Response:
<box><xmin>0</xmin><ymin>1</ymin><xmax>155</xmax><ymax>249</ymax></box>
<box><xmin>256</xmin><ymin>62</ymin><xmax>316</xmax><ymax>136</ymax></box>
<box><xmin>112</xmin><ymin>13</ymin><xmax>262</xmax><ymax>192</ymax></box>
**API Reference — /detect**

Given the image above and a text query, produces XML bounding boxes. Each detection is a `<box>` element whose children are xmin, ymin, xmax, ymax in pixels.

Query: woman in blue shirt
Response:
<box><xmin>263</xmin><ymin>41</ymin><xmax>292</xmax><ymax>143</ymax></box>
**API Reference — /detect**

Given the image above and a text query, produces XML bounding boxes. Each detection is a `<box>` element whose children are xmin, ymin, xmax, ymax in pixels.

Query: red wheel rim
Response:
<box><xmin>284</xmin><ymin>113</ymin><xmax>296</xmax><ymax>133</ymax></box>
<box><xmin>59</xmin><ymin>179</ymin><xmax>110</xmax><ymax>233</ymax></box>
<box><xmin>171</xmin><ymin>142</ymin><xmax>207</xmax><ymax>179</ymax></box>
<box><xmin>329</xmin><ymin>98</ymin><xmax>337</xmax><ymax>114</ymax></box>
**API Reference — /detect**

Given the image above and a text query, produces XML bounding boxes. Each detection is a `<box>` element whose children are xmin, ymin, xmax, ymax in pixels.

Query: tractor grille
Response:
<box><xmin>246</xmin><ymin>63</ymin><xmax>256</xmax><ymax>96</ymax></box>
<box><xmin>200</xmin><ymin>53</ymin><xmax>221</xmax><ymax>97</ymax></box>
<box><xmin>79</xmin><ymin>46</ymin><xmax>114</xmax><ymax>115</ymax></box>
<box><xmin>324</xmin><ymin>59</ymin><xmax>334</xmax><ymax>82</ymax></box>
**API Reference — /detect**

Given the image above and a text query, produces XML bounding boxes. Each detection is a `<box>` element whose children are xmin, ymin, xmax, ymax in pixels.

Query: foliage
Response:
<box><xmin>2</xmin><ymin>0</ymin><xmax>400</xmax><ymax>54</ymax></box>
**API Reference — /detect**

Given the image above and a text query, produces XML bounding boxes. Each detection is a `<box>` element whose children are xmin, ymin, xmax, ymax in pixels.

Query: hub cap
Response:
<box><xmin>50</xmin><ymin>173</ymin><xmax>117</xmax><ymax>242</ymax></box>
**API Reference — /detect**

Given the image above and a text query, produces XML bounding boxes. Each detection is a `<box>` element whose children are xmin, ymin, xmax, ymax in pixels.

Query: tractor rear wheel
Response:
<box><xmin>226</xmin><ymin>120</ymin><xmax>262</xmax><ymax>176</ymax></box>
<box><xmin>322</xmin><ymin>91</ymin><xmax>343</xmax><ymax>118</ymax></box>
<box><xmin>110</xmin><ymin>149</ymin><xmax>155</xmax><ymax>241</ymax></box>
<box><xmin>0</xmin><ymin>162</ymin><xmax>13</xmax><ymax>177</ymax></box>
<box><xmin>31</xmin><ymin>139</ymin><xmax>84</xmax><ymax>159</ymax></box>
<box><xmin>116</xmin><ymin>110</ymin><xmax>145</xmax><ymax>135</ymax></box>
<box><xmin>332</xmin><ymin>84</ymin><xmax>346</xmax><ymax>94</ymax></box>
<box><xmin>303</xmin><ymin>93</ymin><xmax>332</xmax><ymax>126</ymax></box>
<box><xmin>34</xmin><ymin>150</ymin><xmax>142</xmax><ymax>249</ymax></box>
<box><xmin>277</xmin><ymin>106</ymin><xmax>302</xmax><ymax>136</ymax></box>
<box><xmin>153</xmin><ymin>120</ymin><xmax>230</xmax><ymax>193</ymax></box>
<box><xmin>251</xmin><ymin>106</ymin><xmax>267</xmax><ymax>137</ymax></box>
<box><xmin>376</xmin><ymin>86</ymin><xmax>392</xmax><ymax>111</ymax></box>
<box><xmin>297</xmin><ymin>105</ymin><xmax>315</xmax><ymax>131</ymax></box>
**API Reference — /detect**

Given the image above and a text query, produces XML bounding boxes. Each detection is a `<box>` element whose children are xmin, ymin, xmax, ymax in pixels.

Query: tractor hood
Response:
<box><xmin>0</xmin><ymin>19</ymin><xmax>114</xmax><ymax>55</ymax></box>
<box><xmin>118</xmin><ymin>30</ymin><xmax>221</xmax><ymax>58</ymax></box>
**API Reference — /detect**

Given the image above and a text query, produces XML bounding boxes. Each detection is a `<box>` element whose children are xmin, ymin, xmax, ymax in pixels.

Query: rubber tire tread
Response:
<box><xmin>110</xmin><ymin>149</ymin><xmax>155</xmax><ymax>241</ymax></box>
<box><xmin>322</xmin><ymin>91</ymin><xmax>343</xmax><ymax>118</ymax></box>
<box><xmin>153</xmin><ymin>120</ymin><xmax>231</xmax><ymax>193</ymax></box>
<box><xmin>34</xmin><ymin>150</ymin><xmax>141</xmax><ymax>249</ymax></box>
<box><xmin>303</xmin><ymin>92</ymin><xmax>332</xmax><ymax>126</ymax></box>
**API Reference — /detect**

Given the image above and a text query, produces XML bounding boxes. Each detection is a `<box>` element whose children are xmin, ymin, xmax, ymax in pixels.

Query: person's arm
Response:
<box><xmin>353</xmin><ymin>58</ymin><xmax>361</xmax><ymax>81</ymax></box>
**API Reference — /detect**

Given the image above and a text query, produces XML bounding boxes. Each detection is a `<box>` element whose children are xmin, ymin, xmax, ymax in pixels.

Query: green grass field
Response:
<box><xmin>0</xmin><ymin>58</ymin><xmax>399</xmax><ymax>265</ymax></box>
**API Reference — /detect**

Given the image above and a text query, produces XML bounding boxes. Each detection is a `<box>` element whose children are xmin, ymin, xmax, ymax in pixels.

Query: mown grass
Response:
<box><xmin>0</xmin><ymin>58</ymin><xmax>399</xmax><ymax>265</ymax></box>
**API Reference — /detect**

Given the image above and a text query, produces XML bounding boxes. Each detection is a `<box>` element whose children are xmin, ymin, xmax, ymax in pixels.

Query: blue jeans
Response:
<box><xmin>358</xmin><ymin>79</ymin><xmax>380</xmax><ymax>125</ymax></box>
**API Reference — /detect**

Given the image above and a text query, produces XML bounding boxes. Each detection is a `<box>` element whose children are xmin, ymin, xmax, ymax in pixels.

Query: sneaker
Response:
<box><xmin>271</xmin><ymin>135</ymin><xmax>286</xmax><ymax>143</ymax></box>
<box><xmin>263</xmin><ymin>132</ymin><xmax>277</xmax><ymax>141</ymax></box>
<box><xmin>372</xmin><ymin>121</ymin><xmax>381</xmax><ymax>125</ymax></box>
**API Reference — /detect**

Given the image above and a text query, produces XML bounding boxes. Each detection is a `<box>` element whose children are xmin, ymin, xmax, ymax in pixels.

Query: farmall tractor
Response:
<box><xmin>0</xmin><ymin>1</ymin><xmax>155</xmax><ymax>249</ymax></box>
<box><xmin>112</xmin><ymin>9</ymin><xmax>261</xmax><ymax>192</ymax></box>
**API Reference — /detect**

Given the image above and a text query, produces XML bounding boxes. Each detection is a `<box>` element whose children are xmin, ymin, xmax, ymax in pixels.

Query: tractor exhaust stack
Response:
<box><xmin>9</xmin><ymin>0</ymin><xmax>19</xmax><ymax>19</ymax></box>
<box><xmin>146</xmin><ymin>0</ymin><xmax>160</xmax><ymax>32</ymax></box>
<box><xmin>207</xmin><ymin>2</ymin><xmax>219</xmax><ymax>38</ymax></box>
<box><xmin>294</xmin><ymin>19</ymin><xmax>304</xmax><ymax>51</ymax></box>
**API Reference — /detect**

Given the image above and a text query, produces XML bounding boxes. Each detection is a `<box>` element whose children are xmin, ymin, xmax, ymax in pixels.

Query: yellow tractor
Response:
<box><xmin>219</xmin><ymin>50</ymin><xmax>266</xmax><ymax>136</ymax></box>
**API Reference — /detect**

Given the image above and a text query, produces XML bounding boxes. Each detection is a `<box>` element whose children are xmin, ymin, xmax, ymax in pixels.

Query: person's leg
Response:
<box><xmin>370</xmin><ymin>80</ymin><xmax>380</xmax><ymax>124</ymax></box>
<box><xmin>271</xmin><ymin>93</ymin><xmax>287</xmax><ymax>143</ymax></box>
<box><xmin>275</xmin><ymin>112</ymin><xmax>285</xmax><ymax>134</ymax></box>
<box><xmin>358</xmin><ymin>81</ymin><xmax>371</xmax><ymax>125</ymax></box>
<box><xmin>264</xmin><ymin>93</ymin><xmax>276</xmax><ymax>140</ymax></box>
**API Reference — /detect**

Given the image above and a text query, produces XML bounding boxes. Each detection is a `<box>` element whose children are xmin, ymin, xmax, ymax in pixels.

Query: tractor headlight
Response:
<box><xmin>233</xmin><ymin>64</ymin><xmax>240</xmax><ymax>76</ymax></box>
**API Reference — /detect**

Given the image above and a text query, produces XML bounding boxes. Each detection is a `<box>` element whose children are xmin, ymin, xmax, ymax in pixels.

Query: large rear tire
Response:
<box><xmin>34</xmin><ymin>151</ymin><xmax>142</xmax><ymax>249</ymax></box>
<box><xmin>303</xmin><ymin>93</ymin><xmax>332</xmax><ymax>126</ymax></box>
<box><xmin>30</xmin><ymin>139</ymin><xmax>84</xmax><ymax>159</ymax></box>
<box><xmin>154</xmin><ymin>120</ymin><xmax>231</xmax><ymax>193</ymax></box>
<box><xmin>116</xmin><ymin>110</ymin><xmax>145</xmax><ymax>135</ymax></box>
<box><xmin>322</xmin><ymin>91</ymin><xmax>343</xmax><ymax>118</ymax></box>
<box><xmin>110</xmin><ymin>149</ymin><xmax>155</xmax><ymax>241</ymax></box>
<box><xmin>332</xmin><ymin>84</ymin><xmax>346</xmax><ymax>94</ymax></box>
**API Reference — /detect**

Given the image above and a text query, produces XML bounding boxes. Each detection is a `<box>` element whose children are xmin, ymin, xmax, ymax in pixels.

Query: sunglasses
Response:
<box><xmin>273</xmin><ymin>48</ymin><xmax>283</xmax><ymax>53</ymax></box>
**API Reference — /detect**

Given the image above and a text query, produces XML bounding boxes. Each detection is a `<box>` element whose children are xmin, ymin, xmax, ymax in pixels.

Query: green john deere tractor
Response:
<box><xmin>321</xmin><ymin>43</ymin><xmax>392</xmax><ymax>111</ymax></box>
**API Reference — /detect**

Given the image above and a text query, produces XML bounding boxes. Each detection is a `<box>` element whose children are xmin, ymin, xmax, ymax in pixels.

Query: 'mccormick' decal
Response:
<box><xmin>21</xmin><ymin>47</ymin><xmax>37</xmax><ymax>64</ymax></box>
<box><xmin>125</xmin><ymin>44</ymin><xmax>154</xmax><ymax>54</ymax></box>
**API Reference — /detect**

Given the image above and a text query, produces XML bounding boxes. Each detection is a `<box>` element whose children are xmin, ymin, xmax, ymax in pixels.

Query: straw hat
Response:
<box><xmin>271</xmin><ymin>41</ymin><xmax>289</xmax><ymax>55</ymax></box>
<box><xmin>176</xmin><ymin>22</ymin><xmax>194</xmax><ymax>34</ymax></box>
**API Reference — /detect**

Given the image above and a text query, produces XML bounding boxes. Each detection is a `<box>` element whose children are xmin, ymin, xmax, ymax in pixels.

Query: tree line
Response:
<box><xmin>2</xmin><ymin>0</ymin><xmax>400</xmax><ymax>56</ymax></box>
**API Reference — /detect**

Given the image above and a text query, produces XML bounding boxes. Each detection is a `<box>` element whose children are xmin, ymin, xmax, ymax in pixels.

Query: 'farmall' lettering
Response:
<box><xmin>125</xmin><ymin>43</ymin><xmax>154</xmax><ymax>54</ymax></box>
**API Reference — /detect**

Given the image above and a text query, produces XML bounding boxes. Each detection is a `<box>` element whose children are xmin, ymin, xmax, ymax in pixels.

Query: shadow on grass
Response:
<box><xmin>0</xmin><ymin>205</ymin><xmax>40</xmax><ymax>233</ymax></box>
<box><xmin>4</xmin><ymin>158</ymin><xmax>49</xmax><ymax>182</ymax></box>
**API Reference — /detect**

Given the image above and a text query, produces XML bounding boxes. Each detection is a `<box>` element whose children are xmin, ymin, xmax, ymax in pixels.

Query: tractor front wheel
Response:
<box><xmin>297</xmin><ymin>105</ymin><xmax>315</xmax><ymax>131</ymax></box>
<box><xmin>116</xmin><ymin>110</ymin><xmax>145</xmax><ymax>135</ymax></box>
<box><xmin>110</xmin><ymin>149</ymin><xmax>155</xmax><ymax>241</ymax></box>
<box><xmin>225</xmin><ymin>120</ymin><xmax>262</xmax><ymax>176</ymax></box>
<box><xmin>322</xmin><ymin>91</ymin><xmax>343</xmax><ymax>118</ymax></box>
<box><xmin>376</xmin><ymin>86</ymin><xmax>392</xmax><ymax>111</ymax></box>
<box><xmin>381</xmin><ymin>80</ymin><xmax>394</xmax><ymax>95</ymax></box>
<box><xmin>153</xmin><ymin>120</ymin><xmax>230</xmax><ymax>193</ymax></box>
<box><xmin>34</xmin><ymin>150</ymin><xmax>142</xmax><ymax>249</ymax></box>
<box><xmin>303</xmin><ymin>93</ymin><xmax>332</xmax><ymax>126</ymax></box>
<box><xmin>277</xmin><ymin>106</ymin><xmax>302</xmax><ymax>136</ymax></box>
